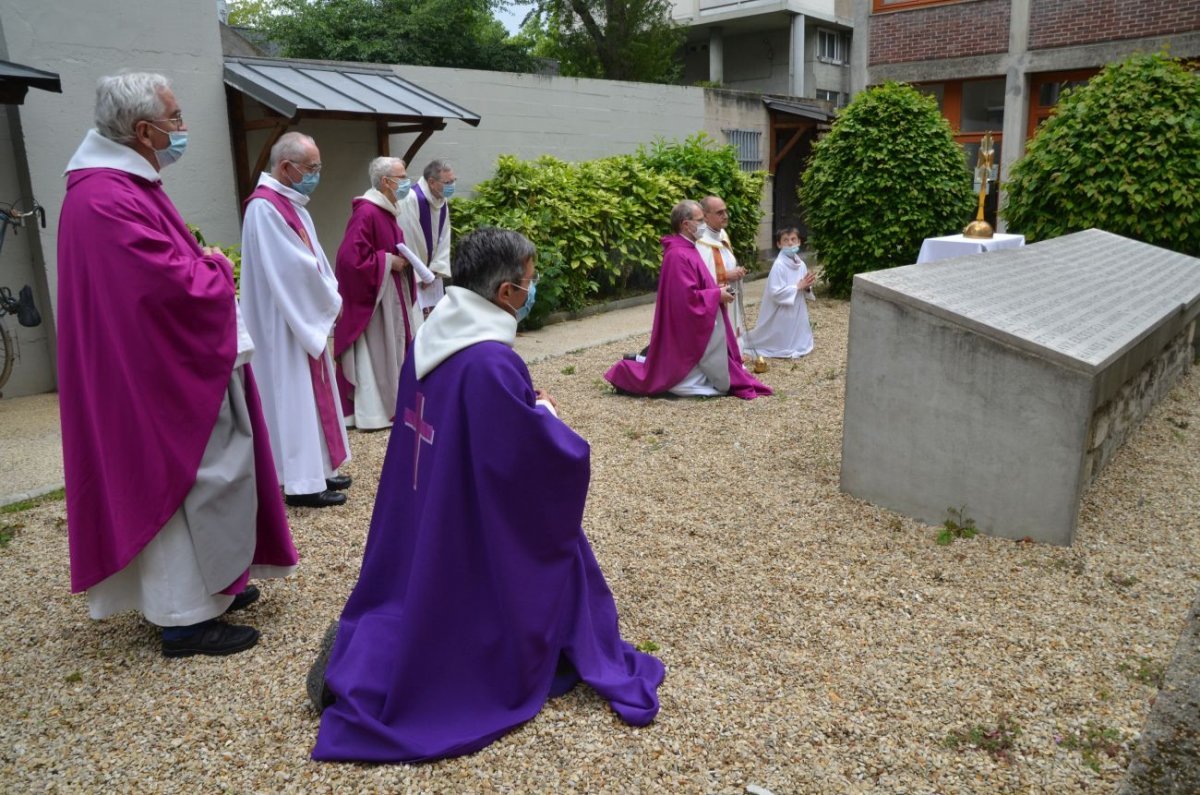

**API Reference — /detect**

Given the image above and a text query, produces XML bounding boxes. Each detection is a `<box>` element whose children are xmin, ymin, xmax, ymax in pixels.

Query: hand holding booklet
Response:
<box><xmin>396</xmin><ymin>242</ymin><xmax>436</xmax><ymax>286</ymax></box>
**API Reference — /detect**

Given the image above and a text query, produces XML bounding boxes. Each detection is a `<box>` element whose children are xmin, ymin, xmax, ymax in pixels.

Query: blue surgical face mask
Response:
<box><xmin>390</xmin><ymin>177</ymin><xmax>412</xmax><ymax>200</ymax></box>
<box><xmin>510</xmin><ymin>280</ymin><xmax>537</xmax><ymax>322</ymax></box>
<box><xmin>150</xmin><ymin>126</ymin><xmax>188</xmax><ymax>169</ymax></box>
<box><xmin>441</xmin><ymin>182</ymin><xmax>456</xmax><ymax>199</ymax></box>
<box><xmin>782</xmin><ymin>245</ymin><xmax>800</xmax><ymax>257</ymax></box>
<box><xmin>292</xmin><ymin>168</ymin><xmax>320</xmax><ymax>197</ymax></box>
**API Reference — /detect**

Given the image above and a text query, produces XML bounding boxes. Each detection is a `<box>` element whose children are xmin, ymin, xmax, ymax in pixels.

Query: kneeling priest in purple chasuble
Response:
<box><xmin>605</xmin><ymin>200</ymin><xmax>771</xmax><ymax>399</ymax></box>
<box><xmin>312</xmin><ymin>228</ymin><xmax>664</xmax><ymax>764</ymax></box>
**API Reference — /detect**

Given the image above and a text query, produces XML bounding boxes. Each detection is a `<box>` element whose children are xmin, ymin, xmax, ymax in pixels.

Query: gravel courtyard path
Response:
<box><xmin>1</xmin><ymin>297</ymin><xmax>1196</xmax><ymax>793</ymax></box>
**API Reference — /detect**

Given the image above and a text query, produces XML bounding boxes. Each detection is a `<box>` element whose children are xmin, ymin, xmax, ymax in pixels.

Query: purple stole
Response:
<box><xmin>244</xmin><ymin>186</ymin><xmax>348</xmax><ymax>470</ymax></box>
<box><xmin>412</xmin><ymin>183</ymin><xmax>448</xmax><ymax>264</ymax></box>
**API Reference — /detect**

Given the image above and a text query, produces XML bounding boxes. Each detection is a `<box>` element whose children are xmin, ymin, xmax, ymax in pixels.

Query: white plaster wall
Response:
<box><xmin>389</xmin><ymin>66</ymin><xmax>708</xmax><ymax>189</ymax></box>
<box><xmin>0</xmin><ymin>0</ymin><xmax>240</xmax><ymax>322</ymax></box>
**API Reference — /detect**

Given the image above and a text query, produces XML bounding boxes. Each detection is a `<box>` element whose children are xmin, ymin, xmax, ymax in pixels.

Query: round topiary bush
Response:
<box><xmin>1003</xmin><ymin>52</ymin><xmax>1200</xmax><ymax>256</ymax></box>
<box><xmin>800</xmin><ymin>82</ymin><xmax>976</xmax><ymax>298</ymax></box>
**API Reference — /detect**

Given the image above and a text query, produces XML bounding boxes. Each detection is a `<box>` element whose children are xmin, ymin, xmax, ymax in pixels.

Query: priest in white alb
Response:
<box><xmin>397</xmin><ymin>158</ymin><xmax>456</xmax><ymax>313</ymax></box>
<box><xmin>240</xmin><ymin>132</ymin><xmax>353</xmax><ymax>509</ymax></box>
<box><xmin>694</xmin><ymin>195</ymin><xmax>748</xmax><ymax>346</ymax></box>
<box><xmin>333</xmin><ymin>156</ymin><xmax>434</xmax><ymax>430</ymax></box>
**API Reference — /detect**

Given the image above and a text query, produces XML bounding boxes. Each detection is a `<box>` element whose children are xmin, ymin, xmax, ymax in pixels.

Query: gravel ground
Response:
<box><xmin>1</xmin><ymin>297</ymin><xmax>1197</xmax><ymax>794</ymax></box>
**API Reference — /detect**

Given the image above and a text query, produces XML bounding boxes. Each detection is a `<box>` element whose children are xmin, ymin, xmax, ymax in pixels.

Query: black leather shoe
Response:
<box><xmin>225</xmin><ymin>584</ymin><xmax>260</xmax><ymax>613</ymax></box>
<box><xmin>326</xmin><ymin>474</ymin><xmax>352</xmax><ymax>491</ymax></box>
<box><xmin>162</xmin><ymin>622</ymin><xmax>260</xmax><ymax>658</ymax></box>
<box><xmin>285</xmin><ymin>490</ymin><xmax>347</xmax><ymax>508</ymax></box>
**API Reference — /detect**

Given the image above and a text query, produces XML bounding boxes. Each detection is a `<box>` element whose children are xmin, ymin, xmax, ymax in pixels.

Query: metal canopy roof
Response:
<box><xmin>0</xmin><ymin>60</ymin><xmax>62</xmax><ymax>105</ymax></box>
<box><xmin>762</xmin><ymin>97</ymin><xmax>832</xmax><ymax>123</ymax></box>
<box><xmin>223</xmin><ymin>56</ymin><xmax>480</xmax><ymax>126</ymax></box>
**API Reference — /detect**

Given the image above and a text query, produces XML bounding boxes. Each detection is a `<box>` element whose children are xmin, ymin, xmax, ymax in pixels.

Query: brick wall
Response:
<box><xmin>870</xmin><ymin>0</ymin><xmax>1011</xmax><ymax>65</ymax></box>
<box><xmin>1030</xmin><ymin>0</ymin><xmax>1200</xmax><ymax>50</ymax></box>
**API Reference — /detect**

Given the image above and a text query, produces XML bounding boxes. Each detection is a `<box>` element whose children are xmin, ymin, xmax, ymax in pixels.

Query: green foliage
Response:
<box><xmin>188</xmin><ymin>224</ymin><xmax>242</xmax><ymax>288</ymax></box>
<box><xmin>638</xmin><ymin>135</ymin><xmax>766</xmax><ymax>266</ymax></box>
<box><xmin>1120</xmin><ymin>655</ymin><xmax>1165</xmax><ymax>688</ymax></box>
<box><xmin>800</xmin><ymin>82</ymin><xmax>976</xmax><ymax>298</ymax></box>
<box><xmin>0</xmin><ymin>522</ymin><xmax>20</xmax><ymax>548</ymax></box>
<box><xmin>935</xmin><ymin>506</ymin><xmax>978</xmax><ymax>546</ymax></box>
<box><xmin>1003</xmin><ymin>52</ymin><xmax>1200</xmax><ymax>256</ymax></box>
<box><xmin>523</xmin><ymin>0</ymin><xmax>684</xmax><ymax>83</ymax></box>
<box><xmin>635</xmin><ymin>639</ymin><xmax>660</xmax><ymax>653</ymax></box>
<box><xmin>944</xmin><ymin>714</ymin><xmax>1022</xmax><ymax>763</ymax></box>
<box><xmin>230</xmin><ymin>0</ymin><xmax>537</xmax><ymax>73</ymax></box>
<box><xmin>0</xmin><ymin>487</ymin><xmax>64</xmax><ymax>514</ymax></box>
<box><xmin>1059</xmin><ymin>722</ymin><xmax>1122</xmax><ymax>773</ymax></box>
<box><xmin>453</xmin><ymin>134</ymin><xmax>765</xmax><ymax>327</ymax></box>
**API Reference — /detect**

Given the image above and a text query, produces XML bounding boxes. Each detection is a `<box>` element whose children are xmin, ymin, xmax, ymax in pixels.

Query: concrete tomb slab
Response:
<box><xmin>840</xmin><ymin>229</ymin><xmax>1200</xmax><ymax>545</ymax></box>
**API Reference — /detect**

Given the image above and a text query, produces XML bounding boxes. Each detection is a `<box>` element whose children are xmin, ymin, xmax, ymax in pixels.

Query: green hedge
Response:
<box><xmin>1003</xmin><ymin>52</ymin><xmax>1200</xmax><ymax>256</ymax></box>
<box><xmin>800</xmin><ymin>82</ymin><xmax>976</xmax><ymax>298</ymax></box>
<box><xmin>453</xmin><ymin>134</ymin><xmax>766</xmax><ymax>327</ymax></box>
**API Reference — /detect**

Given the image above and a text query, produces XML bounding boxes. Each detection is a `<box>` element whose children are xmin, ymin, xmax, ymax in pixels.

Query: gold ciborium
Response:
<box><xmin>752</xmin><ymin>355</ymin><xmax>769</xmax><ymax>374</ymax></box>
<box><xmin>963</xmin><ymin>131</ymin><xmax>995</xmax><ymax>239</ymax></box>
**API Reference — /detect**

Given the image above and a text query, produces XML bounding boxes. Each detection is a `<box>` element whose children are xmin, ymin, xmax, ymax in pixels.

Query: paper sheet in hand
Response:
<box><xmin>396</xmin><ymin>242</ymin><xmax>436</xmax><ymax>285</ymax></box>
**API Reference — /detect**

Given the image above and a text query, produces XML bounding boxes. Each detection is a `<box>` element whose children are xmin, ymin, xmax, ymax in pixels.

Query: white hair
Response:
<box><xmin>94</xmin><ymin>72</ymin><xmax>170</xmax><ymax>144</ymax></box>
<box><xmin>423</xmin><ymin>158</ymin><xmax>453</xmax><ymax>182</ymax></box>
<box><xmin>368</xmin><ymin>156</ymin><xmax>405</xmax><ymax>190</ymax></box>
<box><xmin>269</xmin><ymin>131</ymin><xmax>316</xmax><ymax>170</ymax></box>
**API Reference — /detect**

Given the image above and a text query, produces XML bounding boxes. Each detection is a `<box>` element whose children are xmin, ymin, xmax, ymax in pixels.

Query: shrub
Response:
<box><xmin>800</xmin><ymin>82</ymin><xmax>976</xmax><ymax>298</ymax></box>
<box><xmin>453</xmin><ymin>134</ymin><xmax>766</xmax><ymax>327</ymax></box>
<box><xmin>1003</xmin><ymin>52</ymin><xmax>1200</xmax><ymax>256</ymax></box>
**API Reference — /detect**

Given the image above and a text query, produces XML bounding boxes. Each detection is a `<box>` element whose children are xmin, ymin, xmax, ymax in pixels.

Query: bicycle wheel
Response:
<box><xmin>0</xmin><ymin>322</ymin><xmax>13</xmax><ymax>397</ymax></box>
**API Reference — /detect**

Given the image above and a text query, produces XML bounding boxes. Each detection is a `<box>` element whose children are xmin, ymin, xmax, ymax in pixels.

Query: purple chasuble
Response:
<box><xmin>412</xmin><ymin>182</ymin><xmax>447</xmax><ymax>262</ymax></box>
<box><xmin>244</xmin><ymin>186</ymin><xmax>348</xmax><ymax>469</ymax></box>
<box><xmin>605</xmin><ymin>235</ymin><xmax>772</xmax><ymax>399</ymax></box>
<box><xmin>333</xmin><ymin>198</ymin><xmax>416</xmax><ymax>414</ymax></box>
<box><xmin>58</xmin><ymin>167</ymin><xmax>296</xmax><ymax>592</ymax></box>
<box><xmin>312</xmin><ymin>342</ymin><xmax>665</xmax><ymax>763</ymax></box>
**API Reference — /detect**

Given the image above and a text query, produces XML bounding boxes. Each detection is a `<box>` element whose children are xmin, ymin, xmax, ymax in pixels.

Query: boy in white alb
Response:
<box><xmin>743</xmin><ymin>227</ymin><xmax>817</xmax><ymax>359</ymax></box>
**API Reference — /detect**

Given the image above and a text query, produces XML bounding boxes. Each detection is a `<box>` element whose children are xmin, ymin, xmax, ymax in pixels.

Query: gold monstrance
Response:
<box><xmin>963</xmin><ymin>131</ymin><xmax>995</xmax><ymax>239</ymax></box>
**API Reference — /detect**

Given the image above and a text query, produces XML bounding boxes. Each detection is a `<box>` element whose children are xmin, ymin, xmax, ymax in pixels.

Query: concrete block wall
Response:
<box><xmin>1030</xmin><ymin>0</ymin><xmax>1200</xmax><ymax>50</ymax></box>
<box><xmin>0</xmin><ymin>0</ymin><xmax>240</xmax><ymax>398</ymax></box>
<box><xmin>387</xmin><ymin>66</ymin><xmax>776</xmax><ymax>253</ymax></box>
<box><xmin>868</xmin><ymin>0</ymin><xmax>1010</xmax><ymax>66</ymax></box>
<box><xmin>1084</xmin><ymin>320</ymin><xmax>1196</xmax><ymax>486</ymax></box>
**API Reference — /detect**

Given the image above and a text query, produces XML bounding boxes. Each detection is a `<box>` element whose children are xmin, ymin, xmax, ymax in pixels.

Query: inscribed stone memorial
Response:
<box><xmin>841</xmin><ymin>230</ymin><xmax>1200</xmax><ymax>545</ymax></box>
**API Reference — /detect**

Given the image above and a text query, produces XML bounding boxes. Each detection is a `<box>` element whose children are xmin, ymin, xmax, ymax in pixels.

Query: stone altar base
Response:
<box><xmin>840</xmin><ymin>229</ymin><xmax>1200</xmax><ymax>545</ymax></box>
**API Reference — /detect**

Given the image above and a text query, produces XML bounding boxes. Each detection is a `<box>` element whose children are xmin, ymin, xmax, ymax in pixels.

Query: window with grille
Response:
<box><xmin>722</xmin><ymin>129</ymin><xmax>762</xmax><ymax>172</ymax></box>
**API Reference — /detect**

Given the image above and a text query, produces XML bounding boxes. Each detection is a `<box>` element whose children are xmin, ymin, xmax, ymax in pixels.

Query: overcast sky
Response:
<box><xmin>496</xmin><ymin>2</ymin><xmax>534</xmax><ymax>34</ymax></box>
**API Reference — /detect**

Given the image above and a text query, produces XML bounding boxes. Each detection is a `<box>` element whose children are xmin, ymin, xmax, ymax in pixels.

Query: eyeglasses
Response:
<box><xmin>512</xmin><ymin>274</ymin><xmax>539</xmax><ymax>291</ymax></box>
<box><xmin>149</xmin><ymin>112</ymin><xmax>185</xmax><ymax>129</ymax></box>
<box><xmin>289</xmin><ymin>160</ymin><xmax>323</xmax><ymax>174</ymax></box>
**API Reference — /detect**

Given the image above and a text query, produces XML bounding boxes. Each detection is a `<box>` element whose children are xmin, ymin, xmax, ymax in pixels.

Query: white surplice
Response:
<box><xmin>240</xmin><ymin>174</ymin><xmax>350</xmax><ymax>495</ymax></box>
<box><xmin>397</xmin><ymin>176</ymin><xmax>451</xmax><ymax>310</ymax></box>
<box><xmin>694</xmin><ymin>229</ymin><xmax>745</xmax><ymax>341</ymax></box>
<box><xmin>341</xmin><ymin>188</ymin><xmax>424</xmax><ymax>430</ymax></box>
<box><xmin>743</xmin><ymin>250</ymin><xmax>815</xmax><ymax>359</ymax></box>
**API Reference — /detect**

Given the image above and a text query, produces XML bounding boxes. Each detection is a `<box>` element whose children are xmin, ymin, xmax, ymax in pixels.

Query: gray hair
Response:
<box><xmin>700</xmin><ymin>195</ymin><xmax>724</xmax><ymax>212</ymax></box>
<box><xmin>94</xmin><ymin>72</ymin><xmax>170</xmax><ymax>144</ymax></box>
<box><xmin>671</xmin><ymin>200</ymin><xmax>702</xmax><ymax>233</ymax></box>
<box><xmin>423</xmin><ymin>159</ymin><xmax>453</xmax><ymax>182</ymax></box>
<box><xmin>269</xmin><ymin>132</ymin><xmax>316</xmax><ymax>170</ymax></box>
<box><xmin>452</xmin><ymin>227</ymin><xmax>536</xmax><ymax>301</ymax></box>
<box><xmin>368</xmin><ymin>156</ymin><xmax>405</xmax><ymax>190</ymax></box>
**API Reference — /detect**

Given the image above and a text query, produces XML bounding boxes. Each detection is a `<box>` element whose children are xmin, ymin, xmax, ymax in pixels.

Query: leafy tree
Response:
<box><xmin>1003</xmin><ymin>52</ymin><xmax>1200</xmax><ymax>256</ymax></box>
<box><xmin>523</xmin><ymin>0</ymin><xmax>684</xmax><ymax>83</ymax></box>
<box><xmin>800</xmin><ymin>82</ymin><xmax>975</xmax><ymax>298</ymax></box>
<box><xmin>228</xmin><ymin>0</ymin><xmax>538</xmax><ymax>73</ymax></box>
